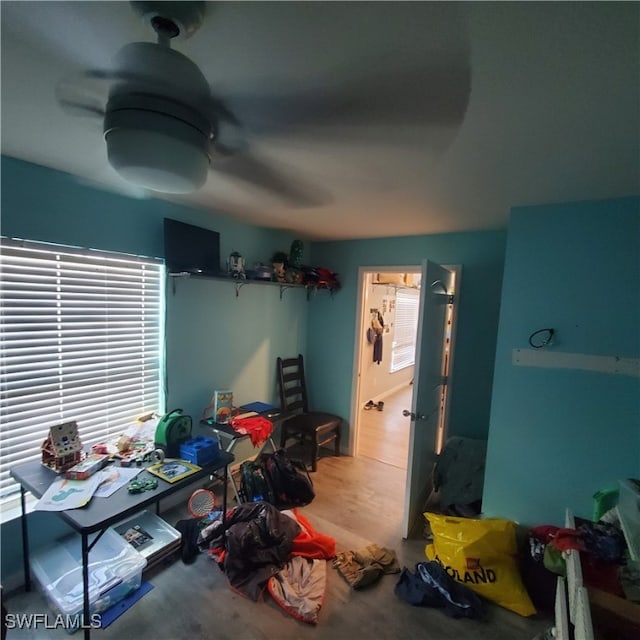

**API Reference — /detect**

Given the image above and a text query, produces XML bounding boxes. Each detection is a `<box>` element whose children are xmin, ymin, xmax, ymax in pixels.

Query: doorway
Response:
<box><xmin>350</xmin><ymin>264</ymin><xmax>459</xmax><ymax>536</ymax></box>
<box><xmin>354</xmin><ymin>269</ymin><xmax>421</xmax><ymax>471</ymax></box>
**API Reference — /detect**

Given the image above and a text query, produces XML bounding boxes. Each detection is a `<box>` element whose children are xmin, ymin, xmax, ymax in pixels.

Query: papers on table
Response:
<box><xmin>36</xmin><ymin>474</ymin><xmax>103</xmax><ymax>511</ymax></box>
<box><xmin>93</xmin><ymin>466</ymin><xmax>142</xmax><ymax>498</ymax></box>
<box><xmin>93</xmin><ymin>417</ymin><xmax>159</xmax><ymax>459</ymax></box>
<box><xmin>35</xmin><ymin>466</ymin><xmax>143</xmax><ymax>510</ymax></box>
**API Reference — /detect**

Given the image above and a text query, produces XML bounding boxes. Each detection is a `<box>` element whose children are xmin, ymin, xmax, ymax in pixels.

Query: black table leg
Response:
<box><xmin>222</xmin><ymin>464</ymin><xmax>228</xmax><ymax>524</ymax></box>
<box><xmin>20</xmin><ymin>486</ymin><xmax>30</xmax><ymax>592</ymax></box>
<box><xmin>82</xmin><ymin>533</ymin><xmax>90</xmax><ymax>640</ymax></box>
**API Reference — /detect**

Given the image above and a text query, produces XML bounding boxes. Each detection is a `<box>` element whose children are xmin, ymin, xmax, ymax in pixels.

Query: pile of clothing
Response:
<box><xmin>199</xmin><ymin>501</ymin><xmax>335</xmax><ymax>624</ymax></box>
<box><xmin>529</xmin><ymin>519</ymin><xmax>626</xmax><ymax>578</ymax></box>
<box><xmin>190</xmin><ymin>501</ymin><xmax>406</xmax><ymax>625</ymax></box>
<box><xmin>525</xmin><ymin>515</ymin><xmax>635</xmax><ymax>615</ymax></box>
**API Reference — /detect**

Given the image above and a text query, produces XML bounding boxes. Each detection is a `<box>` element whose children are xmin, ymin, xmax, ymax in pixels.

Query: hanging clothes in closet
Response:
<box><xmin>372</xmin><ymin>311</ymin><xmax>384</xmax><ymax>365</ymax></box>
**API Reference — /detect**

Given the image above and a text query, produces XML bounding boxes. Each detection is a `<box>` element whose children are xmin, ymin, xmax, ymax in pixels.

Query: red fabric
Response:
<box><xmin>208</xmin><ymin>546</ymin><xmax>226</xmax><ymax>563</ymax></box>
<box><xmin>550</xmin><ymin>528</ymin><xmax>586</xmax><ymax>552</ymax></box>
<box><xmin>530</xmin><ymin>525</ymin><xmax>560</xmax><ymax>543</ymax></box>
<box><xmin>581</xmin><ymin>554</ymin><xmax>625</xmax><ymax>597</ymax></box>
<box><xmin>289</xmin><ymin>509</ymin><xmax>336</xmax><ymax>559</ymax></box>
<box><xmin>229</xmin><ymin>416</ymin><xmax>273</xmax><ymax>447</ymax></box>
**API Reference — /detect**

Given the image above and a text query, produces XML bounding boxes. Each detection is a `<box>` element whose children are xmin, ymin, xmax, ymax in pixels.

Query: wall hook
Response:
<box><xmin>529</xmin><ymin>328</ymin><xmax>555</xmax><ymax>349</ymax></box>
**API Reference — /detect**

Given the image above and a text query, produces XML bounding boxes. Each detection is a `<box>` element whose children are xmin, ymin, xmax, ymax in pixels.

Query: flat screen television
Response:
<box><xmin>163</xmin><ymin>218</ymin><xmax>221</xmax><ymax>276</ymax></box>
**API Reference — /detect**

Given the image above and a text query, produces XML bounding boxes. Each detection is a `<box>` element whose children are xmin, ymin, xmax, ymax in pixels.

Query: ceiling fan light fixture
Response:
<box><xmin>104</xmin><ymin>108</ymin><xmax>210</xmax><ymax>193</ymax></box>
<box><xmin>106</xmin><ymin>128</ymin><xmax>208</xmax><ymax>193</ymax></box>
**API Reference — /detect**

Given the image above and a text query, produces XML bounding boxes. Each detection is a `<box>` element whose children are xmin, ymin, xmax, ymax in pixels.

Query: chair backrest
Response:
<box><xmin>277</xmin><ymin>354</ymin><xmax>310</xmax><ymax>414</ymax></box>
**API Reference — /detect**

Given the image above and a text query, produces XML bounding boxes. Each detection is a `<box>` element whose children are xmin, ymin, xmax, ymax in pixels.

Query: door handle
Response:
<box><xmin>403</xmin><ymin>409</ymin><xmax>427</xmax><ymax>421</ymax></box>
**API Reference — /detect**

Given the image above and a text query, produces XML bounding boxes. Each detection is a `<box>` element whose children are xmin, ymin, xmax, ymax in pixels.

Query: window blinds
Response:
<box><xmin>390</xmin><ymin>289</ymin><xmax>420</xmax><ymax>372</ymax></box>
<box><xmin>0</xmin><ymin>238</ymin><xmax>164</xmax><ymax>505</ymax></box>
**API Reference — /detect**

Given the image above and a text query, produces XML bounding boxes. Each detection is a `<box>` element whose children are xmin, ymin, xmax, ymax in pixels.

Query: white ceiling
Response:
<box><xmin>1</xmin><ymin>1</ymin><xmax>638</xmax><ymax>240</ymax></box>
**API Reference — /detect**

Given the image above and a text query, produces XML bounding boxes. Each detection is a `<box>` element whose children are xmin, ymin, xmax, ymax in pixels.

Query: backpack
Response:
<box><xmin>239</xmin><ymin>459</ymin><xmax>274</xmax><ymax>504</ymax></box>
<box><xmin>260</xmin><ymin>449</ymin><xmax>315</xmax><ymax>508</ymax></box>
<box><xmin>154</xmin><ymin>408</ymin><xmax>192</xmax><ymax>458</ymax></box>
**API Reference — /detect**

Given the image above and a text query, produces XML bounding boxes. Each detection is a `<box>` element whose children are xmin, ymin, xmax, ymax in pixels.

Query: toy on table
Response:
<box><xmin>202</xmin><ymin>390</ymin><xmax>233</xmax><ymax>424</ymax></box>
<box><xmin>127</xmin><ymin>477</ymin><xmax>158</xmax><ymax>494</ymax></box>
<box><xmin>41</xmin><ymin>421</ymin><xmax>83</xmax><ymax>472</ymax></box>
<box><xmin>64</xmin><ymin>453</ymin><xmax>109</xmax><ymax>480</ymax></box>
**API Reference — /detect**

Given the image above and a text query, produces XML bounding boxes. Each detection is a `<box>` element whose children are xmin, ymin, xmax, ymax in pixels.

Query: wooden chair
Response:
<box><xmin>277</xmin><ymin>354</ymin><xmax>341</xmax><ymax>472</ymax></box>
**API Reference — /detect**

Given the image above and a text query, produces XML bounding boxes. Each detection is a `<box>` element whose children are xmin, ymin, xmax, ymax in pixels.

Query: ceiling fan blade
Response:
<box><xmin>55</xmin><ymin>70</ymin><xmax>117</xmax><ymax>119</ymax></box>
<box><xmin>211</xmin><ymin>151</ymin><xmax>330</xmax><ymax>208</ymax></box>
<box><xmin>223</xmin><ymin>61</ymin><xmax>471</xmax><ymax>137</ymax></box>
<box><xmin>57</xmin><ymin>100</ymin><xmax>105</xmax><ymax>119</ymax></box>
<box><xmin>57</xmin><ymin>65</ymin><xmax>240</xmax><ymax>134</ymax></box>
<box><xmin>55</xmin><ymin>67</ymin><xmax>176</xmax><ymax>113</ymax></box>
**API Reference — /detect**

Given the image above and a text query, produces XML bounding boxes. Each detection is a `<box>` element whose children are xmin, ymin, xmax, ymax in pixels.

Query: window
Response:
<box><xmin>0</xmin><ymin>237</ymin><xmax>164</xmax><ymax>511</ymax></box>
<box><xmin>390</xmin><ymin>288</ymin><xmax>420</xmax><ymax>372</ymax></box>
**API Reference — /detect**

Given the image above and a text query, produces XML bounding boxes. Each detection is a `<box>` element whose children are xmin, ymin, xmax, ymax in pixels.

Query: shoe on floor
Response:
<box><xmin>364</xmin><ymin>400</ymin><xmax>376</xmax><ymax>410</ymax></box>
<box><xmin>376</xmin><ymin>401</ymin><xmax>384</xmax><ymax>411</ymax></box>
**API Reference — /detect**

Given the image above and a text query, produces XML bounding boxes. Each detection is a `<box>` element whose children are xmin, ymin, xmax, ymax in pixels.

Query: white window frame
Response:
<box><xmin>0</xmin><ymin>237</ymin><xmax>165</xmax><ymax>520</ymax></box>
<box><xmin>390</xmin><ymin>288</ymin><xmax>420</xmax><ymax>372</ymax></box>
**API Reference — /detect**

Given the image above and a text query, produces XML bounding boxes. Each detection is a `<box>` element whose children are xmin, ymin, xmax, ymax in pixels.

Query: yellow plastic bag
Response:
<box><xmin>424</xmin><ymin>512</ymin><xmax>536</xmax><ymax>617</ymax></box>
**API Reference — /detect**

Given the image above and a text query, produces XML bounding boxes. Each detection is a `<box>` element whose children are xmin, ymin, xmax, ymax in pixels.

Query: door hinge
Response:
<box><xmin>441</xmin><ymin>375</ymin><xmax>448</xmax><ymax>386</ymax></box>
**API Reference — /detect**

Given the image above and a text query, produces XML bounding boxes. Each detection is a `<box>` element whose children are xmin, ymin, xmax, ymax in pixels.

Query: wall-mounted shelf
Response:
<box><xmin>168</xmin><ymin>272</ymin><xmax>335</xmax><ymax>300</ymax></box>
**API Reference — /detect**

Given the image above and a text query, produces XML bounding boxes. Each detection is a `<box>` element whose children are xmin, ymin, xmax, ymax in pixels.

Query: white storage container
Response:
<box><xmin>618</xmin><ymin>478</ymin><xmax>640</xmax><ymax>561</ymax></box>
<box><xmin>31</xmin><ymin>527</ymin><xmax>147</xmax><ymax>632</ymax></box>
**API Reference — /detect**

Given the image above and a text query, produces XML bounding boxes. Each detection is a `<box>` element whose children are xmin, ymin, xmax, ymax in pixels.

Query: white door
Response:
<box><xmin>401</xmin><ymin>260</ymin><xmax>455</xmax><ymax>537</ymax></box>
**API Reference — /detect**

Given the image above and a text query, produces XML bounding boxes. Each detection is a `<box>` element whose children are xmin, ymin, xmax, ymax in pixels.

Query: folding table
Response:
<box><xmin>10</xmin><ymin>451</ymin><xmax>234</xmax><ymax>640</ymax></box>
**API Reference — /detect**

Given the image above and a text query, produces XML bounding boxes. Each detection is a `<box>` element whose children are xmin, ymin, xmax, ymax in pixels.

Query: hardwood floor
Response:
<box><xmin>5</xmin><ymin>454</ymin><xmax>552</xmax><ymax>639</ymax></box>
<box><xmin>357</xmin><ymin>385</ymin><xmax>412</xmax><ymax>470</ymax></box>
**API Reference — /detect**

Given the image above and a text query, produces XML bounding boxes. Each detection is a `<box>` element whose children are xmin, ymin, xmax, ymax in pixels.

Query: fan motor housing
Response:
<box><xmin>104</xmin><ymin>94</ymin><xmax>212</xmax><ymax>194</ymax></box>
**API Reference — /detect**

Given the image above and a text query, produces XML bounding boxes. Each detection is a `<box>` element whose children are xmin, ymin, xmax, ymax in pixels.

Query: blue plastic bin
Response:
<box><xmin>179</xmin><ymin>436</ymin><xmax>219</xmax><ymax>466</ymax></box>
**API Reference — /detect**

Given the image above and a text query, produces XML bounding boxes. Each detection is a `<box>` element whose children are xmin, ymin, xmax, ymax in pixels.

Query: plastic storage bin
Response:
<box><xmin>31</xmin><ymin>527</ymin><xmax>147</xmax><ymax>633</ymax></box>
<box><xmin>618</xmin><ymin>478</ymin><xmax>640</xmax><ymax>561</ymax></box>
<box><xmin>113</xmin><ymin>510</ymin><xmax>181</xmax><ymax>569</ymax></box>
<box><xmin>592</xmin><ymin>486</ymin><xmax>619</xmax><ymax>521</ymax></box>
<box><xmin>179</xmin><ymin>435</ymin><xmax>219</xmax><ymax>465</ymax></box>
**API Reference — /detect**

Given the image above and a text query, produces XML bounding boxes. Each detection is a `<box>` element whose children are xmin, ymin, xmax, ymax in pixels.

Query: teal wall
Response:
<box><xmin>0</xmin><ymin>156</ymin><xmax>308</xmax><ymax>582</ymax></box>
<box><xmin>0</xmin><ymin>157</ymin><xmax>299</xmax><ymax>277</ymax></box>
<box><xmin>166</xmin><ymin>276</ymin><xmax>307</xmax><ymax>419</ymax></box>
<box><xmin>483</xmin><ymin>197</ymin><xmax>640</xmax><ymax>526</ymax></box>
<box><xmin>307</xmin><ymin>231</ymin><xmax>508</xmax><ymax>442</ymax></box>
<box><xmin>4</xmin><ymin>159</ymin><xmax>637</xmax><ymax>583</ymax></box>
<box><xmin>0</xmin><ymin>157</ymin><xmax>308</xmax><ymax>419</ymax></box>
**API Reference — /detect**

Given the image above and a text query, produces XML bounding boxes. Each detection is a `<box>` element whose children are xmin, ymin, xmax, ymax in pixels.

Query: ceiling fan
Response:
<box><xmin>56</xmin><ymin>0</ymin><xmax>328</xmax><ymax>204</ymax></box>
<box><xmin>56</xmin><ymin>1</ymin><xmax>471</xmax><ymax>204</ymax></box>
